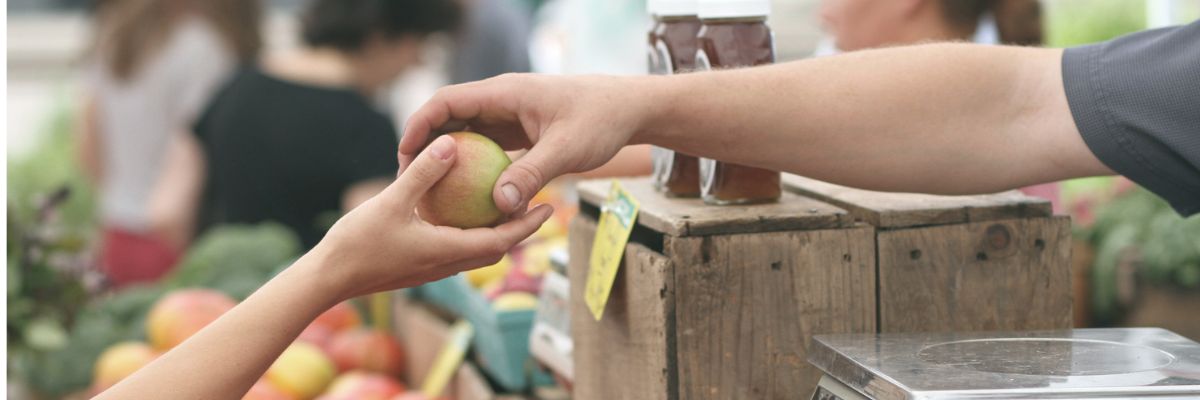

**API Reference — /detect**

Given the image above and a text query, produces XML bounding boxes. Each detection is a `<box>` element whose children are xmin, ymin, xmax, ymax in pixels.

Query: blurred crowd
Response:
<box><xmin>77</xmin><ymin>0</ymin><xmax>1053</xmax><ymax>289</ymax></box>
<box><xmin>77</xmin><ymin>0</ymin><xmax>535</xmax><ymax>287</ymax></box>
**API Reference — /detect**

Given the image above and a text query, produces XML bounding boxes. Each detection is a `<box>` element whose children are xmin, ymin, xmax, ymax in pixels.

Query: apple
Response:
<box><xmin>243</xmin><ymin>379</ymin><xmax>295</xmax><ymax>400</ymax></box>
<box><xmin>267</xmin><ymin>342</ymin><xmax>337</xmax><ymax>399</ymax></box>
<box><xmin>92</xmin><ymin>341</ymin><xmax>157</xmax><ymax>392</ymax></box>
<box><xmin>312</xmin><ymin>301</ymin><xmax>362</xmax><ymax>333</ymax></box>
<box><xmin>416</xmin><ymin>132</ymin><xmax>512</xmax><ymax>229</ymax></box>
<box><xmin>298</xmin><ymin>302</ymin><xmax>361</xmax><ymax>350</ymax></box>
<box><xmin>390</xmin><ymin>391</ymin><xmax>448</xmax><ymax>400</ymax></box>
<box><xmin>328</xmin><ymin>329</ymin><xmax>406</xmax><ymax>376</ymax></box>
<box><xmin>146</xmin><ymin>289</ymin><xmax>236</xmax><ymax>351</ymax></box>
<box><xmin>465</xmin><ymin>255</ymin><xmax>512</xmax><ymax>288</ymax></box>
<box><xmin>317</xmin><ymin>372</ymin><xmax>405</xmax><ymax>400</ymax></box>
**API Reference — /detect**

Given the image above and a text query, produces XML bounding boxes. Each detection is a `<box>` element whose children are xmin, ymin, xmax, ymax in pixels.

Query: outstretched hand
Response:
<box><xmin>311</xmin><ymin>134</ymin><xmax>554</xmax><ymax>302</ymax></box>
<box><xmin>399</xmin><ymin>74</ymin><xmax>654</xmax><ymax>214</ymax></box>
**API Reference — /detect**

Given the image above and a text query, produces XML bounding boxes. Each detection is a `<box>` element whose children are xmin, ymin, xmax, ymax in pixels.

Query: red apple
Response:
<box><xmin>328</xmin><ymin>329</ymin><xmax>406</xmax><ymax>376</ymax></box>
<box><xmin>312</xmin><ymin>302</ymin><xmax>362</xmax><ymax>333</ymax></box>
<box><xmin>146</xmin><ymin>289</ymin><xmax>236</xmax><ymax>351</ymax></box>
<box><xmin>317</xmin><ymin>372</ymin><xmax>405</xmax><ymax>400</ymax></box>
<box><xmin>243</xmin><ymin>379</ymin><xmax>295</xmax><ymax>400</ymax></box>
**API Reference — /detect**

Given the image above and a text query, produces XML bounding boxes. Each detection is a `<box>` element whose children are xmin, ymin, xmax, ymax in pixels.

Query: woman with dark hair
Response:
<box><xmin>151</xmin><ymin>0</ymin><xmax>461</xmax><ymax>250</ymax></box>
<box><xmin>79</xmin><ymin>0</ymin><xmax>262</xmax><ymax>286</ymax></box>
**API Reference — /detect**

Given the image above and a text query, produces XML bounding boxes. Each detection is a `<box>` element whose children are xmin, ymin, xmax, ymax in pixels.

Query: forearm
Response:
<box><xmin>97</xmin><ymin>254</ymin><xmax>339</xmax><ymax>399</ymax></box>
<box><xmin>640</xmin><ymin>43</ymin><xmax>1109</xmax><ymax>194</ymax></box>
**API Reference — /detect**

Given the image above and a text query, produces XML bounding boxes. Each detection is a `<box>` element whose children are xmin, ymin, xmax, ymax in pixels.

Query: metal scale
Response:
<box><xmin>808</xmin><ymin>328</ymin><xmax>1200</xmax><ymax>400</ymax></box>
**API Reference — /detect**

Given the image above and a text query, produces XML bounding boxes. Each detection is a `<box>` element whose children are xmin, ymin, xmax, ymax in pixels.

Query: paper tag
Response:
<box><xmin>420</xmin><ymin>320</ymin><xmax>474</xmax><ymax>397</ymax></box>
<box><xmin>585</xmin><ymin>180</ymin><xmax>640</xmax><ymax>321</ymax></box>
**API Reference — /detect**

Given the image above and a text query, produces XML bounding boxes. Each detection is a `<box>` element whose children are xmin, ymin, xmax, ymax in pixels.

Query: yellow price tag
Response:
<box><xmin>421</xmin><ymin>320</ymin><xmax>473</xmax><ymax>397</ymax></box>
<box><xmin>585</xmin><ymin>180</ymin><xmax>640</xmax><ymax>321</ymax></box>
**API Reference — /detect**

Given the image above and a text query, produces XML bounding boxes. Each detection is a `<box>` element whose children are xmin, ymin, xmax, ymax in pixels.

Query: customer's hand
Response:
<box><xmin>400</xmin><ymin>74</ymin><xmax>655</xmax><ymax>214</ymax></box>
<box><xmin>309</xmin><ymin>135</ymin><xmax>554</xmax><ymax>302</ymax></box>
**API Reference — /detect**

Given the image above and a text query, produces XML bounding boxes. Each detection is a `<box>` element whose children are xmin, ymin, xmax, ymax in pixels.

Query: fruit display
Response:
<box><xmin>90</xmin><ymin>342</ymin><xmax>158</xmax><ymax>393</ymax></box>
<box><xmin>83</xmin><ymin>289</ymin><xmax>423</xmax><ymax>399</ymax></box>
<box><xmin>267</xmin><ymin>342</ymin><xmax>338</xmax><ymax>399</ymax></box>
<box><xmin>417</xmin><ymin>132</ymin><xmax>513</xmax><ymax>229</ymax></box>
<box><xmin>145</xmin><ymin>289</ymin><xmax>236</xmax><ymax>350</ymax></box>
<box><xmin>317</xmin><ymin>371</ymin><xmax>406</xmax><ymax>400</ymax></box>
<box><xmin>328</xmin><ymin>328</ymin><xmax>407</xmax><ymax>376</ymax></box>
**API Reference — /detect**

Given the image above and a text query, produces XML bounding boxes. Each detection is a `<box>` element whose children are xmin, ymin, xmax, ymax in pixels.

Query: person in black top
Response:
<box><xmin>151</xmin><ymin>0</ymin><xmax>460</xmax><ymax>248</ymax></box>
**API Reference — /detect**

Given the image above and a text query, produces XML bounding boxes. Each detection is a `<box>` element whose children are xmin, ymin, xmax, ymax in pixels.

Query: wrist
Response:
<box><xmin>286</xmin><ymin>249</ymin><xmax>345</xmax><ymax>307</ymax></box>
<box><xmin>629</xmin><ymin>75</ymin><xmax>678</xmax><ymax>145</ymax></box>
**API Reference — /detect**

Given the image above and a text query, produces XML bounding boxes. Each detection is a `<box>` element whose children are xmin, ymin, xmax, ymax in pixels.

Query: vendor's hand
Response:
<box><xmin>400</xmin><ymin>74</ymin><xmax>655</xmax><ymax>214</ymax></box>
<box><xmin>308</xmin><ymin>135</ymin><xmax>554</xmax><ymax>302</ymax></box>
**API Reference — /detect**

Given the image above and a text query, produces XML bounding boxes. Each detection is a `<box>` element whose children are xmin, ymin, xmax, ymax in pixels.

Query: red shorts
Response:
<box><xmin>100</xmin><ymin>227</ymin><xmax>181</xmax><ymax>287</ymax></box>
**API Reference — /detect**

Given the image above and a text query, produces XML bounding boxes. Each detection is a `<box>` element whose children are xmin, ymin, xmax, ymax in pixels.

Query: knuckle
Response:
<box><xmin>507</xmin><ymin>162</ymin><xmax>546</xmax><ymax>193</ymax></box>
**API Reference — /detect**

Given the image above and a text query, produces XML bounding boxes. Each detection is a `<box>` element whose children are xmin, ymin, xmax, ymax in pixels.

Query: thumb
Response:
<box><xmin>493</xmin><ymin>140</ymin><xmax>570</xmax><ymax>213</ymax></box>
<box><xmin>386</xmin><ymin>135</ymin><xmax>456</xmax><ymax>207</ymax></box>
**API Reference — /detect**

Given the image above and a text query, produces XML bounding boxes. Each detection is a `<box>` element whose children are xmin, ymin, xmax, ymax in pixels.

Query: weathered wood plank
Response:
<box><xmin>876</xmin><ymin>216</ymin><xmax>1073</xmax><ymax>333</ymax></box>
<box><xmin>670</xmin><ymin>227</ymin><xmax>876</xmax><ymax>400</ymax></box>
<box><xmin>782</xmin><ymin>174</ymin><xmax>1052</xmax><ymax>228</ymax></box>
<box><xmin>577</xmin><ymin>178</ymin><xmax>852</xmax><ymax>237</ymax></box>
<box><xmin>393</xmin><ymin>299</ymin><xmax>496</xmax><ymax>400</ymax></box>
<box><xmin>569</xmin><ymin>216</ymin><xmax>675</xmax><ymax>400</ymax></box>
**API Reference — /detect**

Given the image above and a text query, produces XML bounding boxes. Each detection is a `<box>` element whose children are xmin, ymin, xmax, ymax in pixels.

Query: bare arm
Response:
<box><xmin>76</xmin><ymin>94</ymin><xmax>104</xmax><ymax>184</ymax></box>
<box><xmin>147</xmin><ymin>132</ymin><xmax>206</xmax><ymax>250</ymax></box>
<box><xmin>97</xmin><ymin>136</ymin><xmax>553</xmax><ymax>399</ymax></box>
<box><xmin>400</xmin><ymin>43</ymin><xmax>1112</xmax><ymax>213</ymax></box>
<box><xmin>641</xmin><ymin>44</ymin><xmax>1110</xmax><ymax>194</ymax></box>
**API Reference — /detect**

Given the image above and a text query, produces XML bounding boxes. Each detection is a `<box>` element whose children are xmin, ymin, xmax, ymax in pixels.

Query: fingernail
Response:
<box><xmin>501</xmin><ymin>183</ymin><xmax>521</xmax><ymax>209</ymax></box>
<box><xmin>429</xmin><ymin>136</ymin><xmax>454</xmax><ymax>160</ymax></box>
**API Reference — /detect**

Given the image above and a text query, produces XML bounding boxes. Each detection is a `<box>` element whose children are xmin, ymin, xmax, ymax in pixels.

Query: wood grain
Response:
<box><xmin>782</xmin><ymin>174</ymin><xmax>1051</xmax><ymax>228</ymax></box>
<box><xmin>670</xmin><ymin>228</ymin><xmax>876</xmax><ymax>400</ymax></box>
<box><xmin>576</xmin><ymin>178</ymin><xmax>853</xmax><ymax>237</ymax></box>
<box><xmin>876</xmin><ymin>217</ymin><xmax>1073</xmax><ymax>332</ymax></box>
<box><xmin>569</xmin><ymin>216</ymin><xmax>676</xmax><ymax>400</ymax></box>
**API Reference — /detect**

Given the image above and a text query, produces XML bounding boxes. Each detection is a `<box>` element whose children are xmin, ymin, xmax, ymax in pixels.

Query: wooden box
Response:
<box><xmin>568</xmin><ymin>176</ymin><xmax>1073</xmax><ymax>400</ymax></box>
<box><xmin>569</xmin><ymin>178</ymin><xmax>875</xmax><ymax>399</ymax></box>
<box><xmin>782</xmin><ymin>175</ymin><xmax>1073</xmax><ymax>333</ymax></box>
<box><xmin>393</xmin><ymin>297</ymin><xmax>496</xmax><ymax>400</ymax></box>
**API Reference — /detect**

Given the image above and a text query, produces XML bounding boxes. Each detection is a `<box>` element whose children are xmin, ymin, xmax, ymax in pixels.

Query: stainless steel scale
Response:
<box><xmin>808</xmin><ymin>328</ymin><xmax>1200</xmax><ymax>400</ymax></box>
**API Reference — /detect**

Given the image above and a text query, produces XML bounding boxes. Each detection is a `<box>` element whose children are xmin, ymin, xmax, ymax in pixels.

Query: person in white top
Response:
<box><xmin>77</xmin><ymin>0</ymin><xmax>261</xmax><ymax>286</ymax></box>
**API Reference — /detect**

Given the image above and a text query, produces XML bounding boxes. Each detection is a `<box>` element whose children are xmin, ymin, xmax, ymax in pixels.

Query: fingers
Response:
<box><xmin>442</xmin><ymin>203</ymin><xmax>554</xmax><ymax>259</ymax></box>
<box><xmin>385</xmin><ymin>135</ymin><xmax>456</xmax><ymax>208</ymax></box>
<box><xmin>493</xmin><ymin>140</ymin><xmax>573</xmax><ymax>213</ymax></box>
<box><xmin>400</xmin><ymin>79</ymin><xmax>500</xmax><ymax>156</ymax></box>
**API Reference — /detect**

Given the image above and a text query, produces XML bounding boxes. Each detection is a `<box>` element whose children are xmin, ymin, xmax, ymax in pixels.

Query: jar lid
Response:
<box><xmin>648</xmin><ymin>0</ymin><xmax>698</xmax><ymax>16</ymax></box>
<box><xmin>697</xmin><ymin>0</ymin><xmax>770</xmax><ymax>18</ymax></box>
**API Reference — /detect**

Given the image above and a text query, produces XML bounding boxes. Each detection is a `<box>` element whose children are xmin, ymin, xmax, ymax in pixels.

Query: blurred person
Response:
<box><xmin>818</xmin><ymin>0</ymin><xmax>1060</xmax><ymax>210</ymax></box>
<box><xmin>150</xmin><ymin>0</ymin><xmax>461</xmax><ymax>250</ymax></box>
<box><xmin>819</xmin><ymin>0</ymin><xmax>1042</xmax><ymax>52</ymax></box>
<box><xmin>450</xmin><ymin>0</ymin><xmax>533</xmax><ymax>84</ymax></box>
<box><xmin>77</xmin><ymin>0</ymin><xmax>262</xmax><ymax>286</ymax></box>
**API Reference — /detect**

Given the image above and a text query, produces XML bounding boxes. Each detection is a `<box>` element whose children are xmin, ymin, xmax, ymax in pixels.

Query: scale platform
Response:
<box><xmin>808</xmin><ymin>328</ymin><xmax>1200</xmax><ymax>400</ymax></box>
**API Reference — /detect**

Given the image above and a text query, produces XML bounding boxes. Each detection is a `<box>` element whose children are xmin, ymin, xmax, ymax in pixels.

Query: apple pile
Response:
<box><xmin>89</xmin><ymin>289</ymin><xmax>438</xmax><ymax>400</ymax></box>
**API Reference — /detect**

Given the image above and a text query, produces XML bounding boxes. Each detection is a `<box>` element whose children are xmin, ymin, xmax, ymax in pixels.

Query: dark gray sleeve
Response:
<box><xmin>1062</xmin><ymin>20</ymin><xmax>1200</xmax><ymax>217</ymax></box>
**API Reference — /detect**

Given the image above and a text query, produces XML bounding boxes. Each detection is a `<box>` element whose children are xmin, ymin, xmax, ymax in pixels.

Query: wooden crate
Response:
<box><xmin>782</xmin><ymin>174</ymin><xmax>1074</xmax><ymax>333</ymax></box>
<box><xmin>569</xmin><ymin>178</ymin><xmax>875</xmax><ymax>400</ymax></box>
<box><xmin>393</xmin><ymin>297</ymin><xmax>497</xmax><ymax>400</ymax></box>
<box><xmin>568</xmin><ymin>177</ymin><xmax>1074</xmax><ymax>400</ymax></box>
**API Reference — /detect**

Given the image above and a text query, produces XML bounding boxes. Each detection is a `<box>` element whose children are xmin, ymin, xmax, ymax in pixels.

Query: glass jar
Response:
<box><xmin>694</xmin><ymin>0</ymin><xmax>780</xmax><ymax>205</ymax></box>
